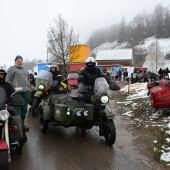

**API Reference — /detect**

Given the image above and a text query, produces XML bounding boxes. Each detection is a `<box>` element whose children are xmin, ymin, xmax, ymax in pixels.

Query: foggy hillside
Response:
<box><xmin>88</xmin><ymin>4</ymin><xmax>170</xmax><ymax>49</ymax></box>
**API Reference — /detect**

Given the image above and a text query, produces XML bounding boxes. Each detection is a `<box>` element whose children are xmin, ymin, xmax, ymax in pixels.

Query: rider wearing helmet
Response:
<box><xmin>50</xmin><ymin>63</ymin><xmax>59</xmax><ymax>81</ymax></box>
<box><xmin>79</xmin><ymin>57</ymin><xmax>102</xmax><ymax>86</ymax></box>
<box><xmin>0</xmin><ymin>68</ymin><xmax>15</xmax><ymax>97</ymax></box>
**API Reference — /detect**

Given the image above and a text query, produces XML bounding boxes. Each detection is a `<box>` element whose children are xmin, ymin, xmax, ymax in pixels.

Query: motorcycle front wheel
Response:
<box><xmin>0</xmin><ymin>150</ymin><xmax>9</xmax><ymax>170</ymax></box>
<box><xmin>104</xmin><ymin>119</ymin><xmax>116</xmax><ymax>146</ymax></box>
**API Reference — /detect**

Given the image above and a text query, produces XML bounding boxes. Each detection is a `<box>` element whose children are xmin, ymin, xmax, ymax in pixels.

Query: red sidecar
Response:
<box><xmin>150</xmin><ymin>79</ymin><xmax>170</xmax><ymax>110</ymax></box>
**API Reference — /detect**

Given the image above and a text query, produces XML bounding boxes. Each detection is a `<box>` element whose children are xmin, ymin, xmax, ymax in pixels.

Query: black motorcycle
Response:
<box><xmin>0</xmin><ymin>87</ymin><xmax>26</xmax><ymax>170</ymax></box>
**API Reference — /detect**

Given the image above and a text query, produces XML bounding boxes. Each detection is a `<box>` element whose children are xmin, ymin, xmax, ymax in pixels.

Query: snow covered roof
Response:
<box><xmin>96</xmin><ymin>49</ymin><xmax>132</xmax><ymax>61</ymax></box>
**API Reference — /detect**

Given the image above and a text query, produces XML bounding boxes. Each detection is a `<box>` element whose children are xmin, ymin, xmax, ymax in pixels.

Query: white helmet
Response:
<box><xmin>85</xmin><ymin>57</ymin><xmax>96</xmax><ymax>66</ymax></box>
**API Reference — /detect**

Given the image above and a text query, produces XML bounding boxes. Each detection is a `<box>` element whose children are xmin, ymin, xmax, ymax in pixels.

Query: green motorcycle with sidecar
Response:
<box><xmin>37</xmin><ymin>70</ymin><xmax>116</xmax><ymax>146</ymax></box>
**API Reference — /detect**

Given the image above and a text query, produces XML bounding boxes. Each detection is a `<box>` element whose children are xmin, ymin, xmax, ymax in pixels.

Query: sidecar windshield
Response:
<box><xmin>0</xmin><ymin>87</ymin><xmax>7</xmax><ymax>110</ymax></box>
<box><xmin>94</xmin><ymin>77</ymin><xmax>109</xmax><ymax>96</ymax></box>
<box><xmin>37</xmin><ymin>70</ymin><xmax>53</xmax><ymax>81</ymax></box>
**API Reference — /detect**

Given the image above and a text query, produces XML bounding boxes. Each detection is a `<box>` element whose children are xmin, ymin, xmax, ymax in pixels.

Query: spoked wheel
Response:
<box><xmin>0</xmin><ymin>150</ymin><xmax>9</xmax><ymax>170</ymax></box>
<box><xmin>104</xmin><ymin>119</ymin><xmax>116</xmax><ymax>146</ymax></box>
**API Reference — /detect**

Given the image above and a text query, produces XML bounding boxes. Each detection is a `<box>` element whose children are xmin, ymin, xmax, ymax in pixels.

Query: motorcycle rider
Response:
<box><xmin>49</xmin><ymin>64</ymin><xmax>68</xmax><ymax>94</ymax></box>
<box><xmin>79</xmin><ymin>57</ymin><xmax>102</xmax><ymax>86</ymax></box>
<box><xmin>50</xmin><ymin>64</ymin><xmax>59</xmax><ymax>81</ymax></box>
<box><xmin>0</xmin><ymin>68</ymin><xmax>15</xmax><ymax>99</ymax></box>
<box><xmin>0</xmin><ymin>68</ymin><xmax>27</xmax><ymax>143</ymax></box>
<box><xmin>79</xmin><ymin>57</ymin><xmax>120</xmax><ymax>96</ymax></box>
<box><xmin>78</xmin><ymin>57</ymin><xmax>102</xmax><ymax>102</ymax></box>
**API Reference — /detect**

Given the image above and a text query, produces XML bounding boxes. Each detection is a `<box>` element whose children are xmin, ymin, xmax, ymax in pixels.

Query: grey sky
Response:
<box><xmin>0</xmin><ymin>0</ymin><xmax>170</xmax><ymax>66</ymax></box>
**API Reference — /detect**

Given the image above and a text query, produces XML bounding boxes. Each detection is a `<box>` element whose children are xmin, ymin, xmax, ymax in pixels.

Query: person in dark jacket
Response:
<box><xmin>79</xmin><ymin>57</ymin><xmax>102</xmax><ymax>86</ymax></box>
<box><xmin>105</xmin><ymin>71</ymin><xmax>120</xmax><ymax>90</ymax></box>
<box><xmin>0</xmin><ymin>68</ymin><xmax>15</xmax><ymax>98</ymax></box>
<box><xmin>78</xmin><ymin>57</ymin><xmax>101</xmax><ymax>101</ymax></box>
<box><xmin>50</xmin><ymin>64</ymin><xmax>59</xmax><ymax>81</ymax></box>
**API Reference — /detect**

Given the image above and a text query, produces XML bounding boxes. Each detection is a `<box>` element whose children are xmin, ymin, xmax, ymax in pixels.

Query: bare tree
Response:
<box><xmin>47</xmin><ymin>15</ymin><xmax>79</xmax><ymax>73</ymax></box>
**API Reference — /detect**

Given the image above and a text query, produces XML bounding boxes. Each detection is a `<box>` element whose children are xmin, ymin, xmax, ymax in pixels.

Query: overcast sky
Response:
<box><xmin>0</xmin><ymin>0</ymin><xmax>170</xmax><ymax>66</ymax></box>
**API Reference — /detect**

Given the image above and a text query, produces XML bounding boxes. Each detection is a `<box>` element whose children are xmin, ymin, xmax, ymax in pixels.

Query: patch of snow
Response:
<box><xmin>167</xmin><ymin>122</ymin><xmax>170</xmax><ymax>129</ymax></box>
<box><xmin>154</xmin><ymin>147</ymin><xmax>158</xmax><ymax>152</ymax></box>
<box><xmin>166</xmin><ymin>138</ymin><xmax>170</xmax><ymax>143</ymax></box>
<box><xmin>151</xmin><ymin>124</ymin><xmax>164</xmax><ymax>127</ymax></box>
<box><xmin>92</xmin><ymin>40</ymin><xmax>129</xmax><ymax>55</ymax></box>
<box><xmin>131</xmin><ymin>103</ymin><xmax>138</xmax><ymax>107</ymax></box>
<box><xmin>122</xmin><ymin>111</ymin><xmax>133</xmax><ymax>117</ymax></box>
<box><xmin>141</xmin><ymin>37</ymin><xmax>170</xmax><ymax>72</ymax></box>
<box><xmin>153</xmin><ymin>140</ymin><xmax>158</xmax><ymax>144</ymax></box>
<box><xmin>162</xmin><ymin>119</ymin><xmax>169</xmax><ymax>123</ymax></box>
<box><xmin>120</xmin><ymin>82</ymin><xmax>147</xmax><ymax>93</ymax></box>
<box><xmin>126</xmin><ymin>89</ymin><xmax>148</xmax><ymax>100</ymax></box>
<box><xmin>134</xmin><ymin>118</ymin><xmax>140</xmax><ymax>121</ymax></box>
<box><xmin>149</xmin><ymin>112</ymin><xmax>160</xmax><ymax>119</ymax></box>
<box><xmin>116</xmin><ymin>101</ymin><xmax>132</xmax><ymax>105</ymax></box>
<box><xmin>165</xmin><ymin>130</ymin><xmax>170</xmax><ymax>135</ymax></box>
<box><xmin>160</xmin><ymin>151</ymin><xmax>170</xmax><ymax>162</ymax></box>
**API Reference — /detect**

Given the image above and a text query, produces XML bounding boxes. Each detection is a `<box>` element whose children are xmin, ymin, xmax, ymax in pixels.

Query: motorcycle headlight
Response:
<box><xmin>0</xmin><ymin>110</ymin><xmax>9</xmax><ymax>121</ymax></box>
<box><xmin>101</xmin><ymin>96</ymin><xmax>109</xmax><ymax>104</ymax></box>
<box><xmin>38</xmin><ymin>84</ymin><xmax>45</xmax><ymax>91</ymax></box>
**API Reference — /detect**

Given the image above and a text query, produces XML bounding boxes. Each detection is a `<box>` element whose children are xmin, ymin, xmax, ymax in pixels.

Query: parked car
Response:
<box><xmin>67</xmin><ymin>72</ymin><xmax>79</xmax><ymax>89</ymax></box>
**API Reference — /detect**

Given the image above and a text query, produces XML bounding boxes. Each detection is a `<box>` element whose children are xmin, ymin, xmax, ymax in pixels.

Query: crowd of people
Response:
<box><xmin>4</xmin><ymin>55</ymin><xmax>168</xmax><ymax>139</ymax></box>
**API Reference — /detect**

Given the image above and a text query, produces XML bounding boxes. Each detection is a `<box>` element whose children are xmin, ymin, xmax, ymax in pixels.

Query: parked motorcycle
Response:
<box><xmin>39</xmin><ymin>72</ymin><xmax>116</xmax><ymax>146</ymax></box>
<box><xmin>0</xmin><ymin>87</ymin><xmax>25</xmax><ymax>170</ymax></box>
<box><xmin>30</xmin><ymin>70</ymin><xmax>53</xmax><ymax>117</ymax></box>
<box><xmin>30</xmin><ymin>70</ymin><xmax>69</xmax><ymax>117</ymax></box>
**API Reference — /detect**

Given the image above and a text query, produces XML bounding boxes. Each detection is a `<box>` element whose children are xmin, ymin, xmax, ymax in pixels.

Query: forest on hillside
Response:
<box><xmin>88</xmin><ymin>4</ymin><xmax>170</xmax><ymax>48</ymax></box>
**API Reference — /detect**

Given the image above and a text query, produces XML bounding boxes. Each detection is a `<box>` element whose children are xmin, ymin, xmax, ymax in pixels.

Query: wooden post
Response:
<box><xmin>128</xmin><ymin>78</ymin><xmax>131</xmax><ymax>94</ymax></box>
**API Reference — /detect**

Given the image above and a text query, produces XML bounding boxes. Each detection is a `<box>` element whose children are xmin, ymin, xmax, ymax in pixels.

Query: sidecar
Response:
<box><xmin>150</xmin><ymin>79</ymin><xmax>170</xmax><ymax>110</ymax></box>
<box><xmin>39</xmin><ymin>94</ymin><xmax>95</xmax><ymax>130</ymax></box>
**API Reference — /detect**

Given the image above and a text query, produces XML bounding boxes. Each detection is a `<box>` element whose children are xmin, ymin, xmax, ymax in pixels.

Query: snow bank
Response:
<box><xmin>120</xmin><ymin>82</ymin><xmax>148</xmax><ymax>100</ymax></box>
<box><xmin>126</xmin><ymin>89</ymin><xmax>148</xmax><ymax>100</ymax></box>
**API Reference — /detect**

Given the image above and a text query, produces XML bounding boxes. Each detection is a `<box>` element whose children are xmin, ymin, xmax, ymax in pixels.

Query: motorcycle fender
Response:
<box><xmin>104</xmin><ymin>104</ymin><xmax>115</xmax><ymax>118</ymax></box>
<box><xmin>34</xmin><ymin>91</ymin><xmax>43</xmax><ymax>97</ymax></box>
<box><xmin>42</xmin><ymin>103</ymin><xmax>51</xmax><ymax>121</ymax></box>
<box><xmin>10</xmin><ymin>116</ymin><xmax>23</xmax><ymax>141</ymax></box>
<box><xmin>0</xmin><ymin>140</ymin><xmax>8</xmax><ymax>150</ymax></box>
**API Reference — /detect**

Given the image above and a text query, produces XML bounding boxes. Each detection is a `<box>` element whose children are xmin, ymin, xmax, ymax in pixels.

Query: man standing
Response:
<box><xmin>6</xmin><ymin>55</ymin><xmax>30</xmax><ymax>131</ymax></box>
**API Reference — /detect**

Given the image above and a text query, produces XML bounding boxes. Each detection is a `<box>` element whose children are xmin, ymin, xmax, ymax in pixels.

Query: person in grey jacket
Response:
<box><xmin>6</xmin><ymin>55</ymin><xmax>30</xmax><ymax>131</ymax></box>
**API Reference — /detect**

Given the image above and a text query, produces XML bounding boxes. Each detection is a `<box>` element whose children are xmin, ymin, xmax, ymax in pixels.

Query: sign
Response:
<box><xmin>38</xmin><ymin>63</ymin><xmax>51</xmax><ymax>72</ymax></box>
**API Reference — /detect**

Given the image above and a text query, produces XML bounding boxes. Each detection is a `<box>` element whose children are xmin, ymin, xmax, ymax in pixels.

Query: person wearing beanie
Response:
<box><xmin>6</xmin><ymin>55</ymin><xmax>30</xmax><ymax>132</ymax></box>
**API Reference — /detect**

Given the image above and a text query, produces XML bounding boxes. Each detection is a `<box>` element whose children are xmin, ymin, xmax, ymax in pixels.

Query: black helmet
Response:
<box><xmin>0</xmin><ymin>69</ymin><xmax>7</xmax><ymax>82</ymax></box>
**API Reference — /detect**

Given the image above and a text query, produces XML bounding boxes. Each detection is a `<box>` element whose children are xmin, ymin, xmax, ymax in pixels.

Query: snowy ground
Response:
<box><xmin>117</xmin><ymin>82</ymin><xmax>170</xmax><ymax>166</ymax></box>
